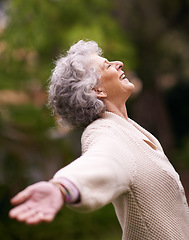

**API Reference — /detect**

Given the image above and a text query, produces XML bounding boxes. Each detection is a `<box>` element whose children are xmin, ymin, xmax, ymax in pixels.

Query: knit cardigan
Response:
<box><xmin>53</xmin><ymin>112</ymin><xmax>189</xmax><ymax>239</ymax></box>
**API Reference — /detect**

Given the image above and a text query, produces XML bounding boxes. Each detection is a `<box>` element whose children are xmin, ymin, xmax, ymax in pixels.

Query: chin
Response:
<box><xmin>130</xmin><ymin>82</ymin><xmax>135</xmax><ymax>91</ymax></box>
<box><xmin>123</xmin><ymin>82</ymin><xmax>135</xmax><ymax>100</ymax></box>
<box><xmin>122</xmin><ymin>80</ymin><xmax>135</xmax><ymax>92</ymax></box>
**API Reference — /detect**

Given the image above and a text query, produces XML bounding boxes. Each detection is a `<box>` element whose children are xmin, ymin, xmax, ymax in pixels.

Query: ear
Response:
<box><xmin>93</xmin><ymin>88</ymin><xmax>107</xmax><ymax>98</ymax></box>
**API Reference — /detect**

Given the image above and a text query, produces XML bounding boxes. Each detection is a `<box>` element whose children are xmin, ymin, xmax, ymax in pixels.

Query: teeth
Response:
<box><xmin>120</xmin><ymin>74</ymin><xmax>126</xmax><ymax>80</ymax></box>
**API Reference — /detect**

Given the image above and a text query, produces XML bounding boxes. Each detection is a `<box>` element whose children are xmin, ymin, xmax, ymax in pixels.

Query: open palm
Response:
<box><xmin>9</xmin><ymin>181</ymin><xmax>64</xmax><ymax>225</ymax></box>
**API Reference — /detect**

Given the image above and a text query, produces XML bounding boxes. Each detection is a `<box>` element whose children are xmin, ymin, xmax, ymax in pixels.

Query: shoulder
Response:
<box><xmin>81</xmin><ymin>116</ymin><xmax>131</xmax><ymax>154</ymax></box>
<box><xmin>80</xmin><ymin>116</ymin><xmax>136</xmax><ymax>182</ymax></box>
<box><xmin>81</xmin><ymin>116</ymin><xmax>116</xmax><ymax>141</ymax></box>
<box><xmin>81</xmin><ymin>117</ymin><xmax>120</xmax><ymax>154</ymax></box>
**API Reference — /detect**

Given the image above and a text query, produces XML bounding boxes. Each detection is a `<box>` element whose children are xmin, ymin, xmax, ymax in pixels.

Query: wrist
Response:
<box><xmin>49</xmin><ymin>178</ymin><xmax>80</xmax><ymax>204</ymax></box>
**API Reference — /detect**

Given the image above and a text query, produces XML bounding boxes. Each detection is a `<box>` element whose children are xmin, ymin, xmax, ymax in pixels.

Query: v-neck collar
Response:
<box><xmin>103</xmin><ymin>111</ymin><xmax>163</xmax><ymax>152</ymax></box>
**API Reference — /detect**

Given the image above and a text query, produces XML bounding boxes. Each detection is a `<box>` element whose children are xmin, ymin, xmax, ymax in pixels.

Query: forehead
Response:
<box><xmin>90</xmin><ymin>54</ymin><xmax>108</xmax><ymax>70</ymax></box>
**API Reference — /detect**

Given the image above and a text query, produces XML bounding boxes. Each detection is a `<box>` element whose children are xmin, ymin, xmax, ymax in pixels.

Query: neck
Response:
<box><xmin>104</xmin><ymin>100</ymin><xmax>128</xmax><ymax>120</ymax></box>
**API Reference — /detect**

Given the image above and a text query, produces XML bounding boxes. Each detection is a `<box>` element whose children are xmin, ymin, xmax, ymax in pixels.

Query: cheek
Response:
<box><xmin>109</xmin><ymin>68</ymin><xmax>118</xmax><ymax>77</ymax></box>
<box><xmin>104</xmin><ymin>69</ymin><xmax>118</xmax><ymax>82</ymax></box>
<box><xmin>99</xmin><ymin>69</ymin><xmax>119</xmax><ymax>89</ymax></box>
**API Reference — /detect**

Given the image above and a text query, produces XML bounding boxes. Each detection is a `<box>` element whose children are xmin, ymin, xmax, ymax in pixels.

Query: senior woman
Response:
<box><xmin>9</xmin><ymin>40</ymin><xmax>189</xmax><ymax>239</ymax></box>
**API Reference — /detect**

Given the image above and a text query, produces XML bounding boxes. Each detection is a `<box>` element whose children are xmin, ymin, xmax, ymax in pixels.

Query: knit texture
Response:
<box><xmin>54</xmin><ymin>112</ymin><xmax>189</xmax><ymax>239</ymax></box>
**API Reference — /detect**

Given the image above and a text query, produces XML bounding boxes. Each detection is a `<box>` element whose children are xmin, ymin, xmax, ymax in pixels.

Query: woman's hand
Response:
<box><xmin>9</xmin><ymin>181</ymin><xmax>64</xmax><ymax>225</ymax></box>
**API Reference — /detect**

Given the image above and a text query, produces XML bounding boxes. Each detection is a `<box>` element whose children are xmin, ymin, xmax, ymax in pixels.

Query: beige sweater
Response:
<box><xmin>53</xmin><ymin>112</ymin><xmax>189</xmax><ymax>239</ymax></box>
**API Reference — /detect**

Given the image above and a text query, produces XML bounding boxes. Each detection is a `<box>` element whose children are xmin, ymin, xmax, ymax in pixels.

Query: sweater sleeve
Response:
<box><xmin>53</xmin><ymin>123</ymin><xmax>135</xmax><ymax>212</ymax></box>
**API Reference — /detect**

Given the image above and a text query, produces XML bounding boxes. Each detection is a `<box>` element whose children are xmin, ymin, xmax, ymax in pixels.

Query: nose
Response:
<box><xmin>112</xmin><ymin>61</ymin><xmax>123</xmax><ymax>70</ymax></box>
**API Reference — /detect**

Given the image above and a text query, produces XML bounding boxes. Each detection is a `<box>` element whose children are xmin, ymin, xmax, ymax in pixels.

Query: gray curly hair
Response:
<box><xmin>48</xmin><ymin>40</ymin><xmax>106</xmax><ymax>128</ymax></box>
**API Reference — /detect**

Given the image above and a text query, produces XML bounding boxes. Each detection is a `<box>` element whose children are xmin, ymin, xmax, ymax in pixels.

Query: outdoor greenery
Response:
<box><xmin>0</xmin><ymin>0</ymin><xmax>189</xmax><ymax>239</ymax></box>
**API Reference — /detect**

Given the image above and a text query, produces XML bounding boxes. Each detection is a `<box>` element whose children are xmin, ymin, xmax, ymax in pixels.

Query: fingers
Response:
<box><xmin>25</xmin><ymin>212</ymin><xmax>54</xmax><ymax>225</ymax></box>
<box><xmin>9</xmin><ymin>182</ymin><xmax>59</xmax><ymax>225</ymax></box>
<box><xmin>9</xmin><ymin>204</ymin><xmax>55</xmax><ymax>224</ymax></box>
<box><xmin>12</xmin><ymin>208</ymin><xmax>36</xmax><ymax>222</ymax></box>
<box><xmin>9</xmin><ymin>204</ymin><xmax>28</xmax><ymax>219</ymax></box>
<box><xmin>10</xmin><ymin>187</ymin><xmax>32</xmax><ymax>205</ymax></box>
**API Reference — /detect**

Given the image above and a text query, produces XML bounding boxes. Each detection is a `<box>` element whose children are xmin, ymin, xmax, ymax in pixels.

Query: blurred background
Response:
<box><xmin>0</xmin><ymin>0</ymin><xmax>189</xmax><ymax>239</ymax></box>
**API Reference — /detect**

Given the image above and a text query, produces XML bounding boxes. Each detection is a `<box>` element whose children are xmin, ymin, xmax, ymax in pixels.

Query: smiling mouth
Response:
<box><xmin>119</xmin><ymin>74</ymin><xmax>127</xmax><ymax>81</ymax></box>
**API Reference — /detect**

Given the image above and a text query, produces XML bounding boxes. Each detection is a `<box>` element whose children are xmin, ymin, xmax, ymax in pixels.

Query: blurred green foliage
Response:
<box><xmin>0</xmin><ymin>0</ymin><xmax>189</xmax><ymax>239</ymax></box>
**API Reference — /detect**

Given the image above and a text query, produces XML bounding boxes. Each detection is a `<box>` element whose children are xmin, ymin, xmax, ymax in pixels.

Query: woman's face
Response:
<box><xmin>91</xmin><ymin>55</ymin><xmax>135</xmax><ymax>102</ymax></box>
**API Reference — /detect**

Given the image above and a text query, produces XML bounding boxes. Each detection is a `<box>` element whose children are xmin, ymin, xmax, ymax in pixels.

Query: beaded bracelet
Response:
<box><xmin>50</xmin><ymin>180</ymin><xmax>71</xmax><ymax>203</ymax></box>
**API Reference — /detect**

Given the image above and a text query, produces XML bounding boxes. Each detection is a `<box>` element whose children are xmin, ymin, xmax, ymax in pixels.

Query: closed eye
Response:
<box><xmin>107</xmin><ymin>64</ymin><xmax>111</xmax><ymax>68</ymax></box>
